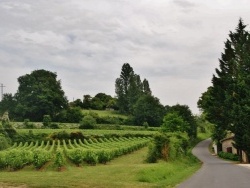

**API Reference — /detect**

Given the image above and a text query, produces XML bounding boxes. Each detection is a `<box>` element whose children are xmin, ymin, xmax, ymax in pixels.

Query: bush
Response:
<box><xmin>43</xmin><ymin>115</ymin><xmax>51</xmax><ymax>127</ymax></box>
<box><xmin>143</xmin><ymin>122</ymin><xmax>149</xmax><ymax>129</ymax></box>
<box><xmin>56</xmin><ymin>107</ymin><xmax>83</xmax><ymax>123</ymax></box>
<box><xmin>0</xmin><ymin>134</ymin><xmax>10</xmax><ymax>150</ymax></box>
<box><xmin>50</xmin><ymin>131</ymin><xmax>70</xmax><ymax>140</ymax></box>
<box><xmin>79</xmin><ymin>115</ymin><xmax>96</xmax><ymax>129</ymax></box>
<box><xmin>218</xmin><ymin>151</ymin><xmax>239</xmax><ymax>161</ymax></box>
<box><xmin>146</xmin><ymin>133</ymin><xmax>189</xmax><ymax>163</ymax></box>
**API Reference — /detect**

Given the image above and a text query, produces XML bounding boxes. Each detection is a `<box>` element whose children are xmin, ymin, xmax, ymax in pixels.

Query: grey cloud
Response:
<box><xmin>173</xmin><ymin>0</ymin><xmax>196</xmax><ymax>8</ymax></box>
<box><xmin>1</xmin><ymin>0</ymin><xmax>250</xmax><ymax>114</ymax></box>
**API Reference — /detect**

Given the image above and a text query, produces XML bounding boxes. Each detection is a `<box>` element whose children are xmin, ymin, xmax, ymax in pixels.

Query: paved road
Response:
<box><xmin>177</xmin><ymin>138</ymin><xmax>250</xmax><ymax>188</ymax></box>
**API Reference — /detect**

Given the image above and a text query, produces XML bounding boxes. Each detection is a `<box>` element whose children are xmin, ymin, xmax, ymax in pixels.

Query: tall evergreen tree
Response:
<box><xmin>115</xmin><ymin>63</ymin><xmax>134</xmax><ymax>113</ymax></box>
<box><xmin>142</xmin><ymin>79</ymin><xmax>152</xmax><ymax>95</ymax></box>
<box><xmin>198</xmin><ymin>19</ymin><xmax>250</xmax><ymax>160</ymax></box>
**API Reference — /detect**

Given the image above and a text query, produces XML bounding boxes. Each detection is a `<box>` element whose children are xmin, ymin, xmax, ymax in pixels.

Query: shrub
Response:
<box><xmin>79</xmin><ymin>115</ymin><xmax>96</xmax><ymax>129</ymax></box>
<box><xmin>218</xmin><ymin>151</ymin><xmax>239</xmax><ymax>161</ymax></box>
<box><xmin>0</xmin><ymin>134</ymin><xmax>10</xmax><ymax>150</ymax></box>
<box><xmin>43</xmin><ymin>115</ymin><xmax>51</xmax><ymax>127</ymax></box>
<box><xmin>143</xmin><ymin>122</ymin><xmax>149</xmax><ymax>129</ymax></box>
<box><xmin>50</xmin><ymin>131</ymin><xmax>70</xmax><ymax>140</ymax></box>
<box><xmin>146</xmin><ymin>133</ymin><xmax>189</xmax><ymax>163</ymax></box>
<box><xmin>56</xmin><ymin>107</ymin><xmax>83</xmax><ymax>123</ymax></box>
<box><xmin>70</xmin><ymin>131</ymin><xmax>84</xmax><ymax>140</ymax></box>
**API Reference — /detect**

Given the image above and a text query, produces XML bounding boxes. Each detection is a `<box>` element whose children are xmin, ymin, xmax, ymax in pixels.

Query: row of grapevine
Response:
<box><xmin>0</xmin><ymin>140</ymin><xmax>56</xmax><ymax>171</ymax></box>
<box><xmin>64</xmin><ymin>137</ymin><xmax>150</xmax><ymax>166</ymax></box>
<box><xmin>0</xmin><ymin>137</ymin><xmax>150</xmax><ymax>171</ymax></box>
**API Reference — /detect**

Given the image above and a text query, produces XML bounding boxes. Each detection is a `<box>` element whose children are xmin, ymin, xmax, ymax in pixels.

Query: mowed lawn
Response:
<box><xmin>0</xmin><ymin>147</ymin><xmax>200</xmax><ymax>188</ymax></box>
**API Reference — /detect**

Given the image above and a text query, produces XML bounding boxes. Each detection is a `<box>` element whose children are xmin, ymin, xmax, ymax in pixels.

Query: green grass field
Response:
<box><xmin>0</xmin><ymin>146</ymin><xmax>201</xmax><ymax>188</ymax></box>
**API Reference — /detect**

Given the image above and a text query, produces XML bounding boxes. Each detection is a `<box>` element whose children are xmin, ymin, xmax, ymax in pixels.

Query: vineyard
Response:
<box><xmin>0</xmin><ymin>136</ymin><xmax>150</xmax><ymax>171</ymax></box>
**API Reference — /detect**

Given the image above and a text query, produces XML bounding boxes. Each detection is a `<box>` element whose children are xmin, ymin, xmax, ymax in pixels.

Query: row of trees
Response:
<box><xmin>198</xmin><ymin>19</ymin><xmax>250</xmax><ymax>161</ymax></box>
<box><xmin>115</xmin><ymin>63</ymin><xmax>166</xmax><ymax>127</ymax></box>
<box><xmin>0</xmin><ymin>64</ymin><xmax>197</xmax><ymax>138</ymax></box>
<box><xmin>70</xmin><ymin>93</ymin><xmax>117</xmax><ymax>110</ymax></box>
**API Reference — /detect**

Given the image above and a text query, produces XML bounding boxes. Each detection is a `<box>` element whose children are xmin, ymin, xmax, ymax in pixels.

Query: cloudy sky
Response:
<box><xmin>0</xmin><ymin>0</ymin><xmax>250</xmax><ymax>114</ymax></box>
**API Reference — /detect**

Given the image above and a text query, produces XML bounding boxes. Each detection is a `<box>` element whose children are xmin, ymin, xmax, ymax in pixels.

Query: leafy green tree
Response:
<box><xmin>56</xmin><ymin>107</ymin><xmax>83</xmax><ymax>123</ymax></box>
<box><xmin>43</xmin><ymin>115</ymin><xmax>52</xmax><ymax>127</ymax></box>
<box><xmin>79</xmin><ymin>115</ymin><xmax>96</xmax><ymax>129</ymax></box>
<box><xmin>132</xmin><ymin>94</ymin><xmax>165</xmax><ymax>126</ymax></box>
<box><xmin>115</xmin><ymin>63</ymin><xmax>152</xmax><ymax>114</ymax></box>
<box><xmin>70</xmin><ymin>99</ymin><xmax>83</xmax><ymax>108</ymax></box>
<box><xmin>0</xmin><ymin>93</ymin><xmax>17</xmax><ymax>120</ymax></box>
<box><xmin>82</xmin><ymin>95</ymin><xmax>92</xmax><ymax>109</ymax></box>
<box><xmin>166</xmin><ymin>104</ymin><xmax>197</xmax><ymax>138</ymax></box>
<box><xmin>14</xmin><ymin>69</ymin><xmax>68</xmax><ymax>121</ymax></box>
<box><xmin>142</xmin><ymin>79</ymin><xmax>151</xmax><ymax>95</ymax></box>
<box><xmin>161</xmin><ymin>112</ymin><xmax>188</xmax><ymax>133</ymax></box>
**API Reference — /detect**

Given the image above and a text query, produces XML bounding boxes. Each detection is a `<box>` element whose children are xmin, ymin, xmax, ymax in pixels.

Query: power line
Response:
<box><xmin>0</xmin><ymin>83</ymin><xmax>5</xmax><ymax>101</ymax></box>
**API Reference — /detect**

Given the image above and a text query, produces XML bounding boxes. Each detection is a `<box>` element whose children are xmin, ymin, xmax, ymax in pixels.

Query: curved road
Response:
<box><xmin>178</xmin><ymin>138</ymin><xmax>250</xmax><ymax>188</ymax></box>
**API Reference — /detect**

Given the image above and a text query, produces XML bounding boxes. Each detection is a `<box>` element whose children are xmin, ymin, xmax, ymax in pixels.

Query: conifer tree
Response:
<box><xmin>198</xmin><ymin>19</ymin><xmax>250</xmax><ymax>160</ymax></box>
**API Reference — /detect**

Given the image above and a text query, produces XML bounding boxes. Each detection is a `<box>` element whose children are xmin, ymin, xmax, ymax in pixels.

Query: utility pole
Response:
<box><xmin>0</xmin><ymin>83</ymin><xmax>5</xmax><ymax>101</ymax></box>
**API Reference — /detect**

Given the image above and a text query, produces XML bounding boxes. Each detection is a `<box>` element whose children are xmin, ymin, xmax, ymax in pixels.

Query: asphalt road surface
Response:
<box><xmin>177</xmin><ymin>138</ymin><xmax>250</xmax><ymax>188</ymax></box>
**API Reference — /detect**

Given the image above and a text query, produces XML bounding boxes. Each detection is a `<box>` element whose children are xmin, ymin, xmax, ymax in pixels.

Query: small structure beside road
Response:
<box><xmin>220</xmin><ymin>135</ymin><xmax>248</xmax><ymax>163</ymax></box>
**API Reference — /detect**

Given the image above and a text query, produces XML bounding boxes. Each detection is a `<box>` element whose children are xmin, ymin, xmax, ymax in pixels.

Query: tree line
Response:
<box><xmin>0</xmin><ymin>62</ymin><xmax>197</xmax><ymax>138</ymax></box>
<box><xmin>198</xmin><ymin>19</ymin><xmax>250</xmax><ymax>162</ymax></box>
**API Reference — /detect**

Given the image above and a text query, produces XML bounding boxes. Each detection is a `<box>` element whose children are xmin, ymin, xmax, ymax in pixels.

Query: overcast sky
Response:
<box><xmin>1</xmin><ymin>0</ymin><xmax>250</xmax><ymax>114</ymax></box>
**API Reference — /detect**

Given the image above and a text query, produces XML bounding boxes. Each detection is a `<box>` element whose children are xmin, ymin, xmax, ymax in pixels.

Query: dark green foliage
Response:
<box><xmin>43</xmin><ymin>115</ymin><xmax>51</xmax><ymax>127</ymax></box>
<box><xmin>161</xmin><ymin>112</ymin><xmax>188</xmax><ymax>133</ymax></box>
<box><xmin>165</xmin><ymin>104</ymin><xmax>197</xmax><ymax>138</ymax></box>
<box><xmin>91</xmin><ymin>93</ymin><xmax>114</xmax><ymax>110</ymax></box>
<box><xmin>14</xmin><ymin>69</ymin><xmax>68</xmax><ymax>121</ymax></box>
<box><xmin>2</xmin><ymin>121</ymin><xmax>16</xmax><ymax>139</ymax></box>
<box><xmin>56</xmin><ymin>107</ymin><xmax>83</xmax><ymax>123</ymax></box>
<box><xmin>133</xmin><ymin>94</ymin><xmax>165</xmax><ymax>126</ymax></box>
<box><xmin>146</xmin><ymin>133</ymin><xmax>189</xmax><ymax>163</ymax></box>
<box><xmin>69</xmin><ymin>131</ymin><xmax>84</xmax><ymax>140</ymax></box>
<box><xmin>218</xmin><ymin>151</ymin><xmax>239</xmax><ymax>161</ymax></box>
<box><xmin>198</xmin><ymin>19</ymin><xmax>250</xmax><ymax>158</ymax></box>
<box><xmin>115</xmin><ymin>63</ymin><xmax>154</xmax><ymax>114</ymax></box>
<box><xmin>50</xmin><ymin>131</ymin><xmax>70</xmax><ymax>140</ymax></box>
<box><xmin>79</xmin><ymin>115</ymin><xmax>96</xmax><ymax>129</ymax></box>
<box><xmin>115</xmin><ymin>63</ymin><xmax>166</xmax><ymax>127</ymax></box>
<box><xmin>0</xmin><ymin>94</ymin><xmax>17</xmax><ymax>120</ymax></box>
<box><xmin>143</xmin><ymin>122</ymin><xmax>149</xmax><ymax>129</ymax></box>
<box><xmin>0</xmin><ymin>134</ymin><xmax>9</xmax><ymax>150</ymax></box>
<box><xmin>82</xmin><ymin>95</ymin><xmax>92</xmax><ymax>109</ymax></box>
<box><xmin>70</xmin><ymin>99</ymin><xmax>83</xmax><ymax>108</ymax></box>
